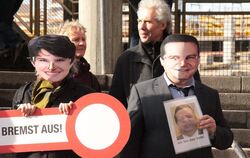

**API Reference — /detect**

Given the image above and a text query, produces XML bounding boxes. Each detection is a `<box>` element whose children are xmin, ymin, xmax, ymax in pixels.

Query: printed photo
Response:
<box><xmin>163</xmin><ymin>96</ymin><xmax>211</xmax><ymax>154</ymax></box>
<box><xmin>173</xmin><ymin>104</ymin><xmax>203</xmax><ymax>140</ymax></box>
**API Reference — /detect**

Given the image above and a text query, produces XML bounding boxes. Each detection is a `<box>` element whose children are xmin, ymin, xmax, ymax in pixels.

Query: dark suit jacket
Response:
<box><xmin>120</xmin><ymin>75</ymin><xmax>233</xmax><ymax>158</ymax></box>
<box><xmin>109</xmin><ymin>40</ymin><xmax>200</xmax><ymax>109</ymax></box>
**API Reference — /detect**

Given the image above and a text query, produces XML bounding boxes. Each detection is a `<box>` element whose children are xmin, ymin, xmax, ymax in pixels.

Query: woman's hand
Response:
<box><xmin>17</xmin><ymin>103</ymin><xmax>37</xmax><ymax>116</ymax></box>
<box><xmin>59</xmin><ymin>101</ymin><xmax>74</xmax><ymax>115</ymax></box>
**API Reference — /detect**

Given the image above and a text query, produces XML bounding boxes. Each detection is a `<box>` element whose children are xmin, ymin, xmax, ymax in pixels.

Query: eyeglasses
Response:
<box><xmin>164</xmin><ymin>54</ymin><xmax>199</xmax><ymax>63</ymax></box>
<box><xmin>32</xmin><ymin>57</ymin><xmax>72</xmax><ymax>68</ymax></box>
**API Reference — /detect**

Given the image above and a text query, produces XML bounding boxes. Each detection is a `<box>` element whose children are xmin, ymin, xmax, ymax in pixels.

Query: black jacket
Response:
<box><xmin>12</xmin><ymin>77</ymin><xmax>94</xmax><ymax>158</ymax></box>
<box><xmin>73</xmin><ymin>57</ymin><xmax>101</xmax><ymax>92</ymax></box>
<box><xmin>109</xmin><ymin>41</ymin><xmax>164</xmax><ymax>108</ymax></box>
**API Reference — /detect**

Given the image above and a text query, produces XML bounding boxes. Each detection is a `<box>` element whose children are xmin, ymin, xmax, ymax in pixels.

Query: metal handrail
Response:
<box><xmin>14</xmin><ymin>0</ymin><xmax>34</xmax><ymax>36</ymax></box>
<box><xmin>54</xmin><ymin>0</ymin><xmax>78</xmax><ymax>17</ymax></box>
<box><xmin>14</xmin><ymin>0</ymin><xmax>79</xmax><ymax>38</ymax></box>
<box><xmin>67</xmin><ymin>0</ymin><xmax>78</xmax><ymax>4</ymax></box>
<box><xmin>14</xmin><ymin>14</ymin><xmax>31</xmax><ymax>33</ymax></box>
<box><xmin>232</xmin><ymin>140</ymin><xmax>248</xmax><ymax>158</ymax></box>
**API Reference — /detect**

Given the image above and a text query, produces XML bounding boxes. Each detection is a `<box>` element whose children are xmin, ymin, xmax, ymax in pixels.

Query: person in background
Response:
<box><xmin>12</xmin><ymin>35</ymin><xmax>94</xmax><ymax>158</ymax></box>
<box><xmin>59</xmin><ymin>20</ymin><xmax>101</xmax><ymax>92</ymax></box>
<box><xmin>0</xmin><ymin>0</ymin><xmax>33</xmax><ymax>70</ymax></box>
<box><xmin>120</xmin><ymin>34</ymin><xmax>233</xmax><ymax>158</ymax></box>
<box><xmin>110</xmin><ymin>0</ymin><xmax>172</xmax><ymax>108</ymax></box>
<box><xmin>127</xmin><ymin>0</ymin><xmax>173</xmax><ymax>47</ymax></box>
<box><xmin>0</xmin><ymin>0</ymin><xmax>24</xmax><ymax>52</ymax></box>
<box><xmin>110</xmin><ymin>0</ymin><xmax>201</xmax><ymax>108</ymax></box>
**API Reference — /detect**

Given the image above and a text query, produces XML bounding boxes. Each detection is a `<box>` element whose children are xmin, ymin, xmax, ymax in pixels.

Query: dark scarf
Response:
<box><xmin>141</xmin><ymin>32</ymin><xmax>170</xmax><ymax>62</ymax></box>
<box><xmin>141</xmin><ymin>41</ymin><xmax>162</xmax><ymax>63</ymax></box>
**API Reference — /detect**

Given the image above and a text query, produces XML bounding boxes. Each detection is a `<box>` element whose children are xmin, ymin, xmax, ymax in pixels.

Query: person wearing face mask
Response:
<box><xmin>12</xmin><ymin>35</ymin><xmax>94</xmax><ymax>158</ymax></box>
<box><xmin>58</xmin><ymin>20</ymin><xmax>101</xmax><ymax>92</ymax></box>
<box><xmin>120</xmin><ymin>34</ymin><xmax>233</xmax><ymax>158</ymax></box>
<box><xmin>110</xmin><ymin>0</ymin><xmax>201</xmax><ymax>109</ymax></box>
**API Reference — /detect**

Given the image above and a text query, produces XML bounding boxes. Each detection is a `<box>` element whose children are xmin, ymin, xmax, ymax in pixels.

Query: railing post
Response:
<box><xmin>34</xmin><ymin>0</ymin><xmax>40</xmax><ymax>36</ymax></box>
<box><xmin>29</xmin><ymin>0</ymin><xmax>33</xmax><ymax>34</ymax></box>
<box><xmin>182</xmin><ymin>0</ymin><xmax>186</xmax><ymax>34</ymax></box>
<box><xmin>174</xmin><ymin>0</ymin><xmax>181</xmax><ymax>33</ymax></box>
<box><xmin>72</xmin><ymin>0</ymin><xmax>78</xmax><ymax>19</ymax></box>
<box><xmin>232</xmin><ymin>140</ymin><xmax>248</xmax><ymax>158</ymax></box>
<box><xmin>43</xmin><ymin>0</ymin><xmax>47</xmax><ymax>35</ymax></box>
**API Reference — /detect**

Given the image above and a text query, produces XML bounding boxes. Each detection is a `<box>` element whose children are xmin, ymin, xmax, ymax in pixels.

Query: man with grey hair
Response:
<box><xmin>110</xmin><ymin>0</ymin><xmax>175</xmax><ymax>108</ymax></box>
<box><xmin>128</xmin><ymin>0</ymin><xmax>173</xmax><ymax>47</ymax></box>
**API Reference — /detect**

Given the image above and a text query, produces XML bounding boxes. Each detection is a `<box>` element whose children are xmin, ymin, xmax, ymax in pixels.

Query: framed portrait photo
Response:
<box><xmin>163</xmin><ymin>96</ymin><xmax>211</xmax><ymax>154</ymax></box>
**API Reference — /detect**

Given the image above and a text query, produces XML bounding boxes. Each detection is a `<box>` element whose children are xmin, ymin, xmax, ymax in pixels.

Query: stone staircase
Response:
<box><xmin>0</xmin><ymin>71</ymin><xmax>249</xmax><ymax>158</ymax></box>
<box><xmin>202</xmin><ymin>76</ymin><xmax>250</xmax><ymax>157</ymax></box>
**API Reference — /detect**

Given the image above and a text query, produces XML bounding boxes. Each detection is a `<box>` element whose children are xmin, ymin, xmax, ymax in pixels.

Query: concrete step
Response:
<box><xmin>0</xmin><ymin>71</ymin><xmax>35</xmax><ymax>89</ymax></box>
<box><xmin>0</xmin><ymin>92</ymin><xmax>249</xmax><ymax>111</ymax></box>
<box><xmin>223</xmin><ymin>110</ymin><xmax>250</xmax><ymax>129</ymax></box>
<box><xmin>0</xmin><ymin>72</ymin><xmax>112</xmax><ymax>109</ymax></box>
<box><xmin>213</xmin><ymin>148</ymin><xmax>240</xmax><ymax>158</ymax></box>
<box><xmin>201</xmin><ymin>76</ymin><xmax>250</xmax><ymax>93</ymax></box>
<box><xmin>213</xmin><ymin>147</ymin><xmax>250</xmax><ymax>158</ymax></box>
<box><xmin>220</xmin><ymin>93</ymin><xmax>250</xmax><ymax>110</ymax></box>
<box><xmin>202</xmin><ymin>76</ymin><xmax>241</xmax><ymax>93</ymax></box>
<box><xmin>0</xmin><ymin>71</ymin><xmax>249</xmax><ymax>113</ymax></box>
<box><xmin>213</xmin><ymin>140</ymin><xmax>249</xmax><ymax>158</ymax></box>
<box><xmin>0</xmin><ymin>71</ymin><xmax>112</xmax><ymax>91</ymax></box>
<box><xmin>232</xmin><ymin>129</ymin><xmax>250</xmax><ymax>148</ymax></box>
<box><xmin>1</xmin><ymin>90</ymin><xmax>249</xmax><ymax>109</ymax></box>
<box><xmin>0</xmin><ymin>93</ymin><xmax>248</xmax><ymax>127</ymax></box>
<box><xmin>1</xmin><ymin>71</ymin><xmax>250</xmax><ymax>92</ymax></box>
<box><xmin>0</xmin><ymin>148</ymin><xmax>248</xmax><ymax>158</ymax></box>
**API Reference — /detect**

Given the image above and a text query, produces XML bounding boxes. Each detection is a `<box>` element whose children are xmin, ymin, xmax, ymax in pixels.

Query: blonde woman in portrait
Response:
<box><xmin>174</xmin><ymin>104</ymin><xmax>203</xmax><ymax>140</ymax></box>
